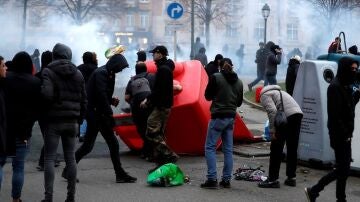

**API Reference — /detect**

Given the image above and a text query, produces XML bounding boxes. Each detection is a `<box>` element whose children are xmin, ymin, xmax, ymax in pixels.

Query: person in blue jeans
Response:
<box><xmin>0</xmin><ymin>52</ymin><xmax>41</xmax><ymax>202</ymax></box>
<box><xmin>201</xmin><ymin>58</ymin><xmax>243</xmax><ymax>189</ymax></box>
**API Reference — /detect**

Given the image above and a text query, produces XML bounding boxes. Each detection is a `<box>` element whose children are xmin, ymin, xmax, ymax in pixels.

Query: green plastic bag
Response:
<box><xmin>147</xmin><ymin>163</ymin><xmax>185</xmax><ymax>187</ymax></box>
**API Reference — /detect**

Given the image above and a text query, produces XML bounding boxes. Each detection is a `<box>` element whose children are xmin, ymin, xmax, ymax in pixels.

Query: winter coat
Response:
<box><xmin>147</xmin><ymin>57</ymin><xmax>175</xmax><ymax>108</ymax></box>
<box><xmin>255</xmin><ymin>47</ymin><xmax>267</xmax><ymax>77</ymax></box>
<box><xmin>205</xmin><ymin>61</ymin><xmax>219</xmax><ymax>77</ymax></box>
<box><xmin>265</xmin><ymin>52</ymin><xmax>282</xmax><ymax>76</ymax></box>
<box><xmin>0</xmin><ymin>79</ymin><xmax>6</xmax><ymax>156</ymax></box>
<box><xmin>87</xmin><ymin>54</ymin><xmax>128</xmax><ymax>117</ymax></box>
<box><xmin>327</xmin><ymin>57</ymin><xmax>360</xmax><ymax>148</ymax></box>
<box><xmin>4</xmin><ymin>51</ymin><xmax>41</xmax><ymax>156</ymax></box>
<box><xmin>194</xmin><ymin>52</ymin><xmax>208</xmax><ymax>67</ymax></box>
<box><xmin>205</xmin><ymin>71</ymin><xmax>243</xmax><ymax>119</ymax></box>
<box><xmin>78</xmin><ymin>63</ymin><xmax>97</xmax><ymax>83</ymax></box>
<box><xmin>285</xmin><ymin>59</ymin><xmax>300</xmax><ymax>96</ymax></box>
<box><xmin>260</xmin><ymin>85</ymin><xmax>303</xmax><ymax>133</ymax></box>
<box><xmin>41</xmin><ymin>44</ymin><xmax>87</xmax><ymax>123</ymax></box>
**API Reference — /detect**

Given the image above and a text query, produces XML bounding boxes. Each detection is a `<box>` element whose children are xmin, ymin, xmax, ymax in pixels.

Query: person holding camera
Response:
<box><xmin>305</xmin><ymin>57</ymin><xmax>360</xmax><ymax>202</ymax></box>
<box><xmin>258</xmin><ymin>85</ymin><xmax>303</xmax><ymax>188</ymax></box>
<box><xmin>264</xmin><ymin>44</ymin><xmax>282</xmax><ymax>86</ymax></box>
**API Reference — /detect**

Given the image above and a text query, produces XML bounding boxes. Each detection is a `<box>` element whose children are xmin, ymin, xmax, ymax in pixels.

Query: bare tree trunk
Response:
<box><xmin>21</xmin><ymin>0</ymin><xmax>28</xmax><ymax>49</ymax></box>
<box><xmin>205</xmin><ymin>0</ymin><xmax>211</xmax><ymax>47</ymax></box>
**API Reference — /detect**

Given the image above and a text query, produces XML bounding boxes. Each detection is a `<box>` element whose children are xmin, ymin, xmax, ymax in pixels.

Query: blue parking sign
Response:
<box><xmin>167</xmin><ymin>2</ymin><xmax>183</xmax><ymax>20</ymax></box>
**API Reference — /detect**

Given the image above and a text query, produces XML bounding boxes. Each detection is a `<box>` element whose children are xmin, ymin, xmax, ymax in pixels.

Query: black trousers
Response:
<box><xmin>268</xmin><ymin>113</ymin><xmax>303</xmax><ymax>181</ymax></box>
<box><xmin>132</xmin><ymin>106</ymin><xmax>153</xmax><ymax>157</ymax></box>
<box><xmin>311</xmin><ymin>141</ymin><xmax>352</xmax><ymax>202</ymax></box>
<box><xmin>75</xmin><ymin>110</ymin><xmax>125</xmax><ymax>176</ymax></box>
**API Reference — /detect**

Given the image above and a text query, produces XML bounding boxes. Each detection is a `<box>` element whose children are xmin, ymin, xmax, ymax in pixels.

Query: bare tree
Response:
<box><xmin>180</xmin><ymin>0</ymin><xmax>232</xmax><ymax>47</ymax></box>
<box><xmin>306</xmin><ymin>0</ymin><xmax>360</xmax><ymax>32</ymax></box>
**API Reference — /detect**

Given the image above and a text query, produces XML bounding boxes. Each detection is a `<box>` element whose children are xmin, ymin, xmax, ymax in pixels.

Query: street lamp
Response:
<box><xmin>262</xmin><ymin>3</ymin><xmax>270</xmax><ymax>44</ymax></box>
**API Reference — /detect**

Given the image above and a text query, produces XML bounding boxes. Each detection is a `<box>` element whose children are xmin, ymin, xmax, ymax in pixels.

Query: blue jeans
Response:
<box><xmin>0</xmin><ymin>140</ymin><xmax>30</xmax><ymax>199</ymax></box>
<box><xmin>264</xmin><ymin>75</ymin><xmax>277</xmax><ymax>86</ymax></box>
<box><xmin>205</xmin><ymin>118</ymin><xmax>234</xmax><ymax>181</ymax></box>
<box><xmin>79</xmin><ymin>119</ymin><xmax>87</xmax><ymax>137</ymax></box>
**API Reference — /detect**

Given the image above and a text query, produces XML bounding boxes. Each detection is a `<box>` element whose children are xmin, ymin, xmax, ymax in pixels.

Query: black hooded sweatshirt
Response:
<box><xmin>327</xmin><ymin>57</ymin><xmax>360</xmax><ymax>147</ymax></box>
<box><xmin>4</xmin><ymin>51</ymin><xmax>41</xmax><ymax>155</ymax></box>
<box><xmin>86</xmin><ymin>54</ymin><xmax>128</xmax><ymax>116</ymax></box>
<box><xmin>41</xmin><ymin>43</ymin><xmax>87</xmax><ymax>123</ymax></box>
<box><xmin>205</xmin><ymin>70</ymin><xmax>243</xmax><ymax>118</ymax></box>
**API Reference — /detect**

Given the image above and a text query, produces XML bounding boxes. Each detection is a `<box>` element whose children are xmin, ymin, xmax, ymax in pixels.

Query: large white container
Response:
<box><xmin>292</xmin><ymin>60</ymin><xmax>337</xmax><ymax>165</ymax></box>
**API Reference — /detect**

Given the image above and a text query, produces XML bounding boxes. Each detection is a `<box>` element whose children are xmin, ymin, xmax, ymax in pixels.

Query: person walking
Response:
<box><xmin>0</xmin><ymin>52</ymin><xmax>41</xmax><ymax>202</ymax></box>
<box><xmin>305</xmin><ymin>57</ymin><xmax>360</xmax><ymax>202</ymax></box>
<box><xmin>194</xmin><ymin>47</ymin><xmax>208</xmax><ymax>67</ymax></box>
<box><xmin>141</xmin><ymin>45</ymin><xmax>179</xmax><ymax>171</ymax></box>
<box><xmin>200</xmin><ymin>58</ymin><xmax>243</xmax><ymax>189</ymax></box>
<box><xmin>125</xmin><ymin>62</ymin><xmax>155</xmax><ymax>161</ymax></box>
<box><xmin>66</xmin><ymin>53</ymin><xmax>137</xmax><ymax>183</ymax></box>
<box><xmin>258</xmin><ymin>85</ymin><xmax>303</xmax><ymax>188</ymax></box>
<box><xmin>248</xmin><ymin>42</ymin><xmax>266</xmax><ymax>91</ymax></box>
<box><xmin>40</xmin><ymin>43</ymin><xmax>87</xmax><ymax>202</ymax></box>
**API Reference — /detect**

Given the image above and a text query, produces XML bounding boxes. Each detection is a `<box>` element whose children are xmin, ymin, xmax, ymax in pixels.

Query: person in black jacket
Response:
<box><xmin>69</xmin><ymin>53</ymin><xmax>137</xmax><ymax>184</ymax></box>
<box><xmin>141</xmin><ymin>45</ymin><xmax>179</xmax><ymax>171</ymax></box>
<box><xmin>265</xmin><ymin>43</ymin><xmax>282</xmax><ymax>86</ymax></box>
<box><xmin>305</xmin><ymin>57</ymin><xmax>360</xmax><ymax>202</ymax></box>
<box><xmin>248</xmin><ymin>42</ymin><xmax>266</xmax><ymax>91</ymax></box>
<box><xmin>285</xmin><ymin>55</ymin><xmax>301</xmax><ymax>96</ymax></box>
<box><xmin>125</xmin><ymin>62</ymin><xmax>155</xmax><ymax>161</ymax></box>
<box><xmin>41</xmin><ymin>43</ymin><xmax>87</xmax><ymax>202</ymax></box>
<box><xmin>205</xmin><ymin>54</ymin><xmax>223</xmax><ymax>77</ymax></box>
<box><xmin>0</xmin><ymin>52</ymin><xmax>41</xmax><ymax>202</ymax></box>
<box><xmin>0</xmin><ymin>55</ymin><xmax>7</xmax><ymax>159</ymax></box>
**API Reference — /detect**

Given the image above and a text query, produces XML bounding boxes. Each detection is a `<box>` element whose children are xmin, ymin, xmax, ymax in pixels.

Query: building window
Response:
<box><xmin>287</xmin><ymin>23</ymin><xmax>298</xmax><ymax>41</ymax></box>
<box><xmin>126</xmin><ymin>14</ymin><xmax>134</xmax><ymax>27</ymax></box>
<box><xmin>140</xmin><ymin>14</ymin><xmax>149</xmax><ymax>28</ymax></box>
<box><xmin>254</xmin><ymin>22</ymin><xmax>264</xmax><ymax>41</ymax></box>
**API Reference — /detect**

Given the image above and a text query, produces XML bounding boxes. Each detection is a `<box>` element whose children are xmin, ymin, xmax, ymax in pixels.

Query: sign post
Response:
<box><xmin>167</xmin><ymin>2</ymin><xmax>183</xmax><ymax>61</ymax></box>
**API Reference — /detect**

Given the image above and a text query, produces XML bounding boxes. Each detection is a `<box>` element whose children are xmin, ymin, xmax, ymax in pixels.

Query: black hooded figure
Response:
<box><xmin>70</xmin><ymin>53</ymin><xmax>137</xmax><ymax>184</ymax></box>
<box><xmin>285</xmin><ymin>57</ymin><xmax>301</xmax><ymax>96</ymax></box>
<box><xmin>305</xmin><ymin>57</ymin><xmax>360</xmax><ymax>202</ymax></box>
<box><xmin>1</xmin><ymin>51</ymin><xmax>41</xmax><ymax>201</ymax></box>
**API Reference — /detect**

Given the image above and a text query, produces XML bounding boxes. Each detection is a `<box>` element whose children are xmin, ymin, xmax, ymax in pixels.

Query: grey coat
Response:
<box><xmin>260</xmin><ymin>85</ymin><xmax>302</xmax><ymax>133</ymax></box>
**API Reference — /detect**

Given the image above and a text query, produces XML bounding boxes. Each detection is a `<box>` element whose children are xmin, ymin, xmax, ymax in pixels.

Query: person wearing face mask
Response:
<box><xmin>305</xmin><ymin>57</ymin><xmax>360</xmax><ymax>202</ymax></box>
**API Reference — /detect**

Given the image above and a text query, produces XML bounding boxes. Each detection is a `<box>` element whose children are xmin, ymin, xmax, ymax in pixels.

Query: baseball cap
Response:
<box><xmin>149</xmin><ymin>45</ymin><xmax>168</xmax><ymax>56</ymax></box>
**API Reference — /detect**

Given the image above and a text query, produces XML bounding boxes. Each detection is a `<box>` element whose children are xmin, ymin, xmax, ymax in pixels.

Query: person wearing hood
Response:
<box><xmin>125</xmin><ymin>62</ymin><xmax>155</xmax><ymax>161</ymax></box>
<box><xmin>258</xmin><ymin>85</ymin><xmax>303</xmax><ymax>189</ymax></box>
<box><xmin>194</xmin><ymin>47</ymin><xmax>208</xmax><ymax>67</ymax></box>
<box><xmin>69</xmin><ymin>53</ymin><xmax>137</xmax><ymax>184</ymax></box>
<box><xmin>248</xmin><ymin>42</ymin><xmax>266</xmax><ymax>91</ymax></box>
<box><xmin>285</xmin><ymin>55</ymin><xmax>301</xmax><ymax>96</ymax></box>
<box><xmin>205</xmin><ymin>54</ymin><xmax>223</xmax><ymax>77</ymax></box>
<box><xmin>40</xmin><ymin>43</ymin><xmax>87</xmax><ymax>202</ymax></box>
<box><xmin>31</xmin><ymin>48</ymin><xmax>41</xmax><ymax>72</ymax></box>
<box><xmin>201</xmin><ymin>58</ymin><xmax>243</xmax><ymax>189</ymax></box>
<box><xmin>305</xmin><ymin>57</ymin><xmax>360</xmax><ymax>202</ymax></box>
<box><xmin>265</xmin><ymin>43</ymin><xmax>282</xmax><ymax>86</ymax></box>
<box><xmin>141</xmin><ymin>45</ymin><xmax>179</xmax><ymax>171</ymax></box>
<box><xmin>0</xmin><ymin>52</ymin><xmax>41</xmax><ymax>202</ymax></box>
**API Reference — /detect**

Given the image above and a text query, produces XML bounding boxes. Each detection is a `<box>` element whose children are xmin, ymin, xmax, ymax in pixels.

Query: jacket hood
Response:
<box><xmin>53</xmin><ymin>43</ymin><xmax>72</xmax><ymax>60</ymax></box>
<box><xmin>11</xmin><ymin>51</ymin><xmax>33</xmax><ymax>74</ymax></box>
<box><xmin>156</xmin><ymin>57</ymin><xmax>175</xmax><ymax>71</ymax></box>
<box><xmin>337</xmin><ymin>57</ymin><xmax>358</xmax><ymax>85</ymax></box>
<box><xmin>106</xmin><ymin>54</ymin><xmax>129</xmax><ymax>73</ymax></box>
<box><xmin>265</xmin><ymin>41</ymin><xmax>275</xmax><ymax>50</ymax></box>
<box><xmin>260</xmin><ymin>85</ymin><xmax>281</xmax><ymax>96</ymax></box>
<box><xmin>288</xmin><ymin>58</ymin><xmax>300</xmax><ymax>66</ymax></box>
<box><xmin>47</xmin><ymin>59</ymin><xmax>77</xmax><ymax>77</ymax></box>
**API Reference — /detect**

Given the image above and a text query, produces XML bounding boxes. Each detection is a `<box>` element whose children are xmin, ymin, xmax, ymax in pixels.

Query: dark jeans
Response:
<box><xmin>268</xmin><ymin>113</ymin><xmax>302</xmax><ymax>181</ymax></box>
<box><xmin>264</xmin><ymin>74</ymin><xmax>277</xmax><ymax>86</ymax></box>
<box><xmin>0</xmin><ymin>139</ymin><xmax>29</xmax><ymax>199</ymax></box>
<box><xmin>75</xmin><ymin>110</ymin><xmax>125</xmax><ymax>176</ymax></box>
<box><xmin>311</xmin><ymin>141</ymin><xmax>352</xmax><ymax>201</ymax></box>
<box><xmin>43</xmin><ymin>122</ymin><xmax>78</xmax><ymax>201</ymax></box>
<box><xmin>132</xmin><ymin>106</ymin><xmax>153</xmax><ymax>157</ymax></box>
<box><xmin>248</xmin><ymin>69</ymin><xmax>264</xmax><ymax>89</ymax></box>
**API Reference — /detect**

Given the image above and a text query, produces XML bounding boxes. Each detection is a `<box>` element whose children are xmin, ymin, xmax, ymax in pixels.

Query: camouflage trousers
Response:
<box><xmin>146</xmin><ymin>107</ymin><xmax>178</xmax><ymax>164</ymax></box>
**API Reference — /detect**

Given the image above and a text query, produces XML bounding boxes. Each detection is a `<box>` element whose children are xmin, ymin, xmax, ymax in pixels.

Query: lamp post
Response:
<box><xmin>262</xmin><ymin>3</ymin><xmax>270</xmax><ymax>44</ymax></box>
